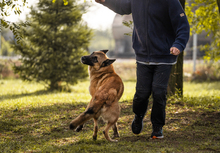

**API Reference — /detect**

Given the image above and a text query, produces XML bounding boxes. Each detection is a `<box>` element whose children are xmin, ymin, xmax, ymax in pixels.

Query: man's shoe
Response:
<box><xmin>131</xmin><ymin>115</ymin><xmax>144</xmax><ymax>134</ymax></box>
<box><xmin>150</xmin><ymin>126</ymin><xmax>164</xmax><ymax>139</ymax></box>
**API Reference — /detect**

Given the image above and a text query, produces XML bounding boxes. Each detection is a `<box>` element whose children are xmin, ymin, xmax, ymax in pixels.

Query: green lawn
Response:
<box><xmin>0</xmin><ymin>80</ymin><xmax>220</xmax><ymax>152</ymax></box>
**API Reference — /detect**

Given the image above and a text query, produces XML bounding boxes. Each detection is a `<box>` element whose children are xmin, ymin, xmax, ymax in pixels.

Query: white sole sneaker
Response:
<box><xmin>150</xmin><ymin>135</ymin><xmax>164</xmax><ymax>139</ymax></box>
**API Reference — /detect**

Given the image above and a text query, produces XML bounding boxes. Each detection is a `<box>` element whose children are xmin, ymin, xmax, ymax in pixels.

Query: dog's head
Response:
<box><xmin>81</xmin><ymin>50</ymin><xmax>116</xmax><ymax>71</ymax></box>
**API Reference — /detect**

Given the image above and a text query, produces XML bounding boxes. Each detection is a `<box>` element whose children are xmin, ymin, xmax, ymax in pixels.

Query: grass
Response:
<box><xmin>0</xmin><ymin>79</ymin><xmax>220</xmax><ymax>153</ymax></box>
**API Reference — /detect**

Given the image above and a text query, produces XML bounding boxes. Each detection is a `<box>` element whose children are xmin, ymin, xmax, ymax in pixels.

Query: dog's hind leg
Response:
<box><xmin>112</xmin><ymin>123</ymin><xmax>119</xmax><ymax>138</ymax></box>
<box><xmin>93</xmin><ymin>110</ymin><xmax>101</xmax><ymax>140</ymax></box>
<box><xmin>103</xmin><ymin>121</ymin><xmax>118</xmax><ymax>142</ymax></box>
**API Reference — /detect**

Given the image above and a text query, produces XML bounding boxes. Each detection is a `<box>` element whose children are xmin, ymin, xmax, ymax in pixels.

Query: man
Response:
<box><xmin>95</xmin><ymin>0</ymin><xmax>190</xmax><ymax>139</ymax></box>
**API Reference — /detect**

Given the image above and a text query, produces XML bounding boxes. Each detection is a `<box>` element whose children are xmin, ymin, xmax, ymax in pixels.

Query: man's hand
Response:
<box><xmin>95</xmin><ymin>0</ymin><xmax>105</xmax><ymax>3</ymax></box>
<box><xmin>170</xmin><ymin>47</ymin><xmax>181</xmax><ymax>55</ymax></box>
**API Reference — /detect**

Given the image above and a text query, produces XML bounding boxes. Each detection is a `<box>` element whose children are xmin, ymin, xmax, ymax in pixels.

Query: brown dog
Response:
<box><xmin>69</xmin><ymin>50</ymin><xmax>124</xmax><ymax>142</ymax></box>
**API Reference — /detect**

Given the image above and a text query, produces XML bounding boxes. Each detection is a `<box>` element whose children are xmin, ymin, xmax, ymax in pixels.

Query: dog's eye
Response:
<box><xmin>91</xmin><ymin>56</ymin><xmax>98</xmax><ymax>63</ymax></box>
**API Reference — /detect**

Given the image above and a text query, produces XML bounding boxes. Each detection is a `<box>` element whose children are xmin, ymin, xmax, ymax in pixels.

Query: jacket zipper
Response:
<box><xmin>146</xmin><ymin>0</ymin><xmax>150</xmax><ymax>62</ymax></box>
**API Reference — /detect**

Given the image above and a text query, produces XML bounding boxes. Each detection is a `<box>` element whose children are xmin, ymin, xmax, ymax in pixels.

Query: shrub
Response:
<box><xmin>192</xmin><ymin>62</ymin><xmax>220</xmax><ymax>82</ymax></box>
<box><xmin>0</xmin><ymin>59</ymin><xmax>20</xmax><ymax>79</ymax></box>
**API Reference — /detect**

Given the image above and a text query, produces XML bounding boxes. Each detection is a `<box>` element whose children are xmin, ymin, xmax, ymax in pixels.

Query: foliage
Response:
<box><xmin>0</xmin><ymin>37</ymin><xmax>14</xmax><ymax>56</ymax></box>
<box><xmin>0</xmin><ymin>0</ymin><xmax>29</xmax><ymax>44</ymax></box>
<box><xmin>0</xmin><ymin>0</ymin><xmax>66</xmax><ymax>43</ymax></box>
<box><xmin>0</xmin><ymin>80</ymin><xmax>220</xmax><ymax>152</ymax></box>
<box><xmin>12</xmin><ymin>0</ymin><xmax>92</xmax><ymax>90</ymax></box>
<box><xmin>0</xmin><ymin>27</ymin><xmax>15</xmax><ymax>56</ymax></box>
<box><xmin>183</xmin><ymin>60</ymin><xmax>220</xmax><ymax>82</ymax></box>
<box><xmin>122</xmin><ymin>20</ymin><xmax>133</xmax><ymax>36</ymax></box>
<box><xmin>52</xmin><ymin>0</ymin><xmax>69</xmax><ymax>5</ymax></box>
<box><xmin>185</xmin><ymin>0</ymin><xmax>220</xmax><ymax>61</ymax></box>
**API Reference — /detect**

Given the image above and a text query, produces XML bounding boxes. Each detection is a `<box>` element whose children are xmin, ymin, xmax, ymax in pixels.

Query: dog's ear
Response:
<box><xmin>101</xmin><ymin>59</ymin><xmax>116</xmax><ymax>67</ymax></box>
<box><xmin>100</xmin><ymin>50</ymin><xmax>109</xmax><ymax>54</ymax></box>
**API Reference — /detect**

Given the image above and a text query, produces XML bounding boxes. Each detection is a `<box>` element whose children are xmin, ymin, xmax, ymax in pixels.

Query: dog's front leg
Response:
<box><xmin>75</xmin><ymin>101</ymin><xmax>93</xmax><ymax>132</ymax></box>
<box><xmin>93</xmin><ymin>118</ymin><xmax>98</xmax><ymax>140</ymax></box>
<box><xmin>70</xmin><ymin>97</ymin><xmax>104</xmax><ymax>131</ymax></box>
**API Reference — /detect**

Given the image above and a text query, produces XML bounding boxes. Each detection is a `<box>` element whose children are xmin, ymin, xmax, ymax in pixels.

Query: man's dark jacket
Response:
<box><xmin>102</xmin><ymin>0</ymin><xmax>190</xmax><ymax>64</ymax></box>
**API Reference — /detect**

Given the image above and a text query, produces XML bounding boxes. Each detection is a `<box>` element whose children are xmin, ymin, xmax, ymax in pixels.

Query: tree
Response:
<box><xmin>185</xmin><ymin>0</ymin><xmax>220</xmax><ymax>62</ymax></box>
<box><xmin>12</xmin><ymin>0</ymin><xmax>92</xmax><ymax>90</ymax></box>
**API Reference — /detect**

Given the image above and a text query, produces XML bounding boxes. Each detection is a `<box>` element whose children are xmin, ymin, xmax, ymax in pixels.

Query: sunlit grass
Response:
<box><xmin>0</xmin><ymin>80</ymin><xmax>90</xmax><ymax>111</ymax></box>
<box><xmin>182</xmin><ymin>82</ymin><xmax>220</xmax><ymax>111</ymax></box>
<box><xmin>1</xmin><ymin>79</ymin><xmax>219</xmax><ymax>113</ymax></box>
<box><xmin>184</xmin><ymin>81</ymin><xmax>220</xmax><ymax>97</ymax></box>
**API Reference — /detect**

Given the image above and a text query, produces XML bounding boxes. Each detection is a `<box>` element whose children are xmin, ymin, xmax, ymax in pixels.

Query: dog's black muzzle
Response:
<box><xmin>81</xmin><ymin>56</ymin><xmax>87</xmax><ymax>64</ymax></box>
<box><xmin>81</xmin><ymin>56</ymin><xmax>94</xmax><ymax>66</ymax></box>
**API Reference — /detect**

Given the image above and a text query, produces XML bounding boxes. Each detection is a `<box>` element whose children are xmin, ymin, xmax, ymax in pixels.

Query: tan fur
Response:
<box><xmin>69</xmin><ymin>50</ymin><xmax>124</xmax><ymax>142</ymax></box>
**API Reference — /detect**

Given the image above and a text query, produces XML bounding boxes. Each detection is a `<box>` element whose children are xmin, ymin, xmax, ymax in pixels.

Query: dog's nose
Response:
<box><xmin>81</xmin><ymin>56</ymin><xmax>86</xmax><ymax>63</ymax></box>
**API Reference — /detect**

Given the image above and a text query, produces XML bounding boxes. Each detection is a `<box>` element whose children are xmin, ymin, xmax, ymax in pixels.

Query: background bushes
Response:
<box><xmin>0</xmin><ymin>59</ymin><xmax>20</xmax><ymax>79</ymax></box>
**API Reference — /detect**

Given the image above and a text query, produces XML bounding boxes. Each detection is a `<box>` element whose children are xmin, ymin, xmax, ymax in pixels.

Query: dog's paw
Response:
<box><xmin>75</xmin><ymin>125</ymin><xmax>83</xmax><ymax>132</ymax></box>
<box><xmin>114</xmin><ymin>139</ymin><xmax>118</xmax><ymax>142</ymax></box>
<box><xmin>69</xmin><ymin>124</ymin><xmax>76</xmax><ymax>130</ymax></box>
<box><xmin>110</xmin><ymin>139</ymin><xmax>118</xmax><ymax>142</ymax></box>
<box><xmin>93</xmin><ymin>135</ymin><xmax>97</xmax><ymax>140</ymax></box>
<box><xmin>112</xmin><ymin>134</ymin><xmax>120</xmax><ymax>138</ymax></box>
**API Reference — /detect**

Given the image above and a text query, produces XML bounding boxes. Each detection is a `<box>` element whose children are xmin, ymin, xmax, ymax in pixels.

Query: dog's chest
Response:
<box><xmin>89</xmin><ymin>80</ymin><xmax>100</xmax><ymax>96</ymax></box>
<box><xmin>89</xmin><ymin>76</ymin><xmax>105</xmax><ymax>96</ymax></box>
<box><xmin>89</xmin><ymin>85</ymin><xmax>96</xmax><ymax>96</ymax></box>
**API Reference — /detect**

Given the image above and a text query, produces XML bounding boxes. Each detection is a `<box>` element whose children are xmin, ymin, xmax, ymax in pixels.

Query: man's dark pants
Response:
<box><xmin>133</xmin><ymin>62</ymin><xmax>173</xmax><ymax>127</ymax></box>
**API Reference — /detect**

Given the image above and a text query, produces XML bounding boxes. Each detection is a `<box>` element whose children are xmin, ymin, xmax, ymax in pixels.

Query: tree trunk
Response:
<box><xmin>179</xmin><ymin>0</ymin><xmax>185</xmax><ymax>9</ymax></box>
<box><xmin>168</xmin><ymin>65</ymin><xmax>176</xmax><ymax>95</ymax></box>
<box><xmin>168</xmin><ymin>0</ymin><xmax>185</xmax><ymax>96</ymax></box>
<box><xmin>217</xmin><ymin>0</ymin><xmax>220</xmax><ymax>13</ymax></box>
<box><xmin>176</xmin><ymin>52</ymin><xmax>184</xmax><ymax>96</ymax></box>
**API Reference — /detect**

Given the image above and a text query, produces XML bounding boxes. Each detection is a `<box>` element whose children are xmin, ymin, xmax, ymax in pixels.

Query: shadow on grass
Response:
<box><xmin>0</xmin><ymin>100</ymin><xmax>220</xmax><ymax>152</ymax></box>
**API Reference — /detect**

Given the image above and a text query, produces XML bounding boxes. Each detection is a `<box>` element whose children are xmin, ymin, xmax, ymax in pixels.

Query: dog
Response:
<box><xmin>69</xmin><ymin>50</ymin><xmax>124</xmax><ymax>142</ymax></box>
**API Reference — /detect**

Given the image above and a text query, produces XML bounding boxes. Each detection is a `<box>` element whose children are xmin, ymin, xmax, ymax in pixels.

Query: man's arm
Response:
<box><xmin>95</xmin><ymin>0</ymin><xmax>132</xmax><ymax>15</ymax></box>
<box><xmin>95</xmin><ymin>0</ymin><xmax>105</xmax><ymax>3</ymax></box>
<box><xmin>168</xmin><ymin>0</ymin><xmax>190</xmax><ymax>53</ymax></box>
